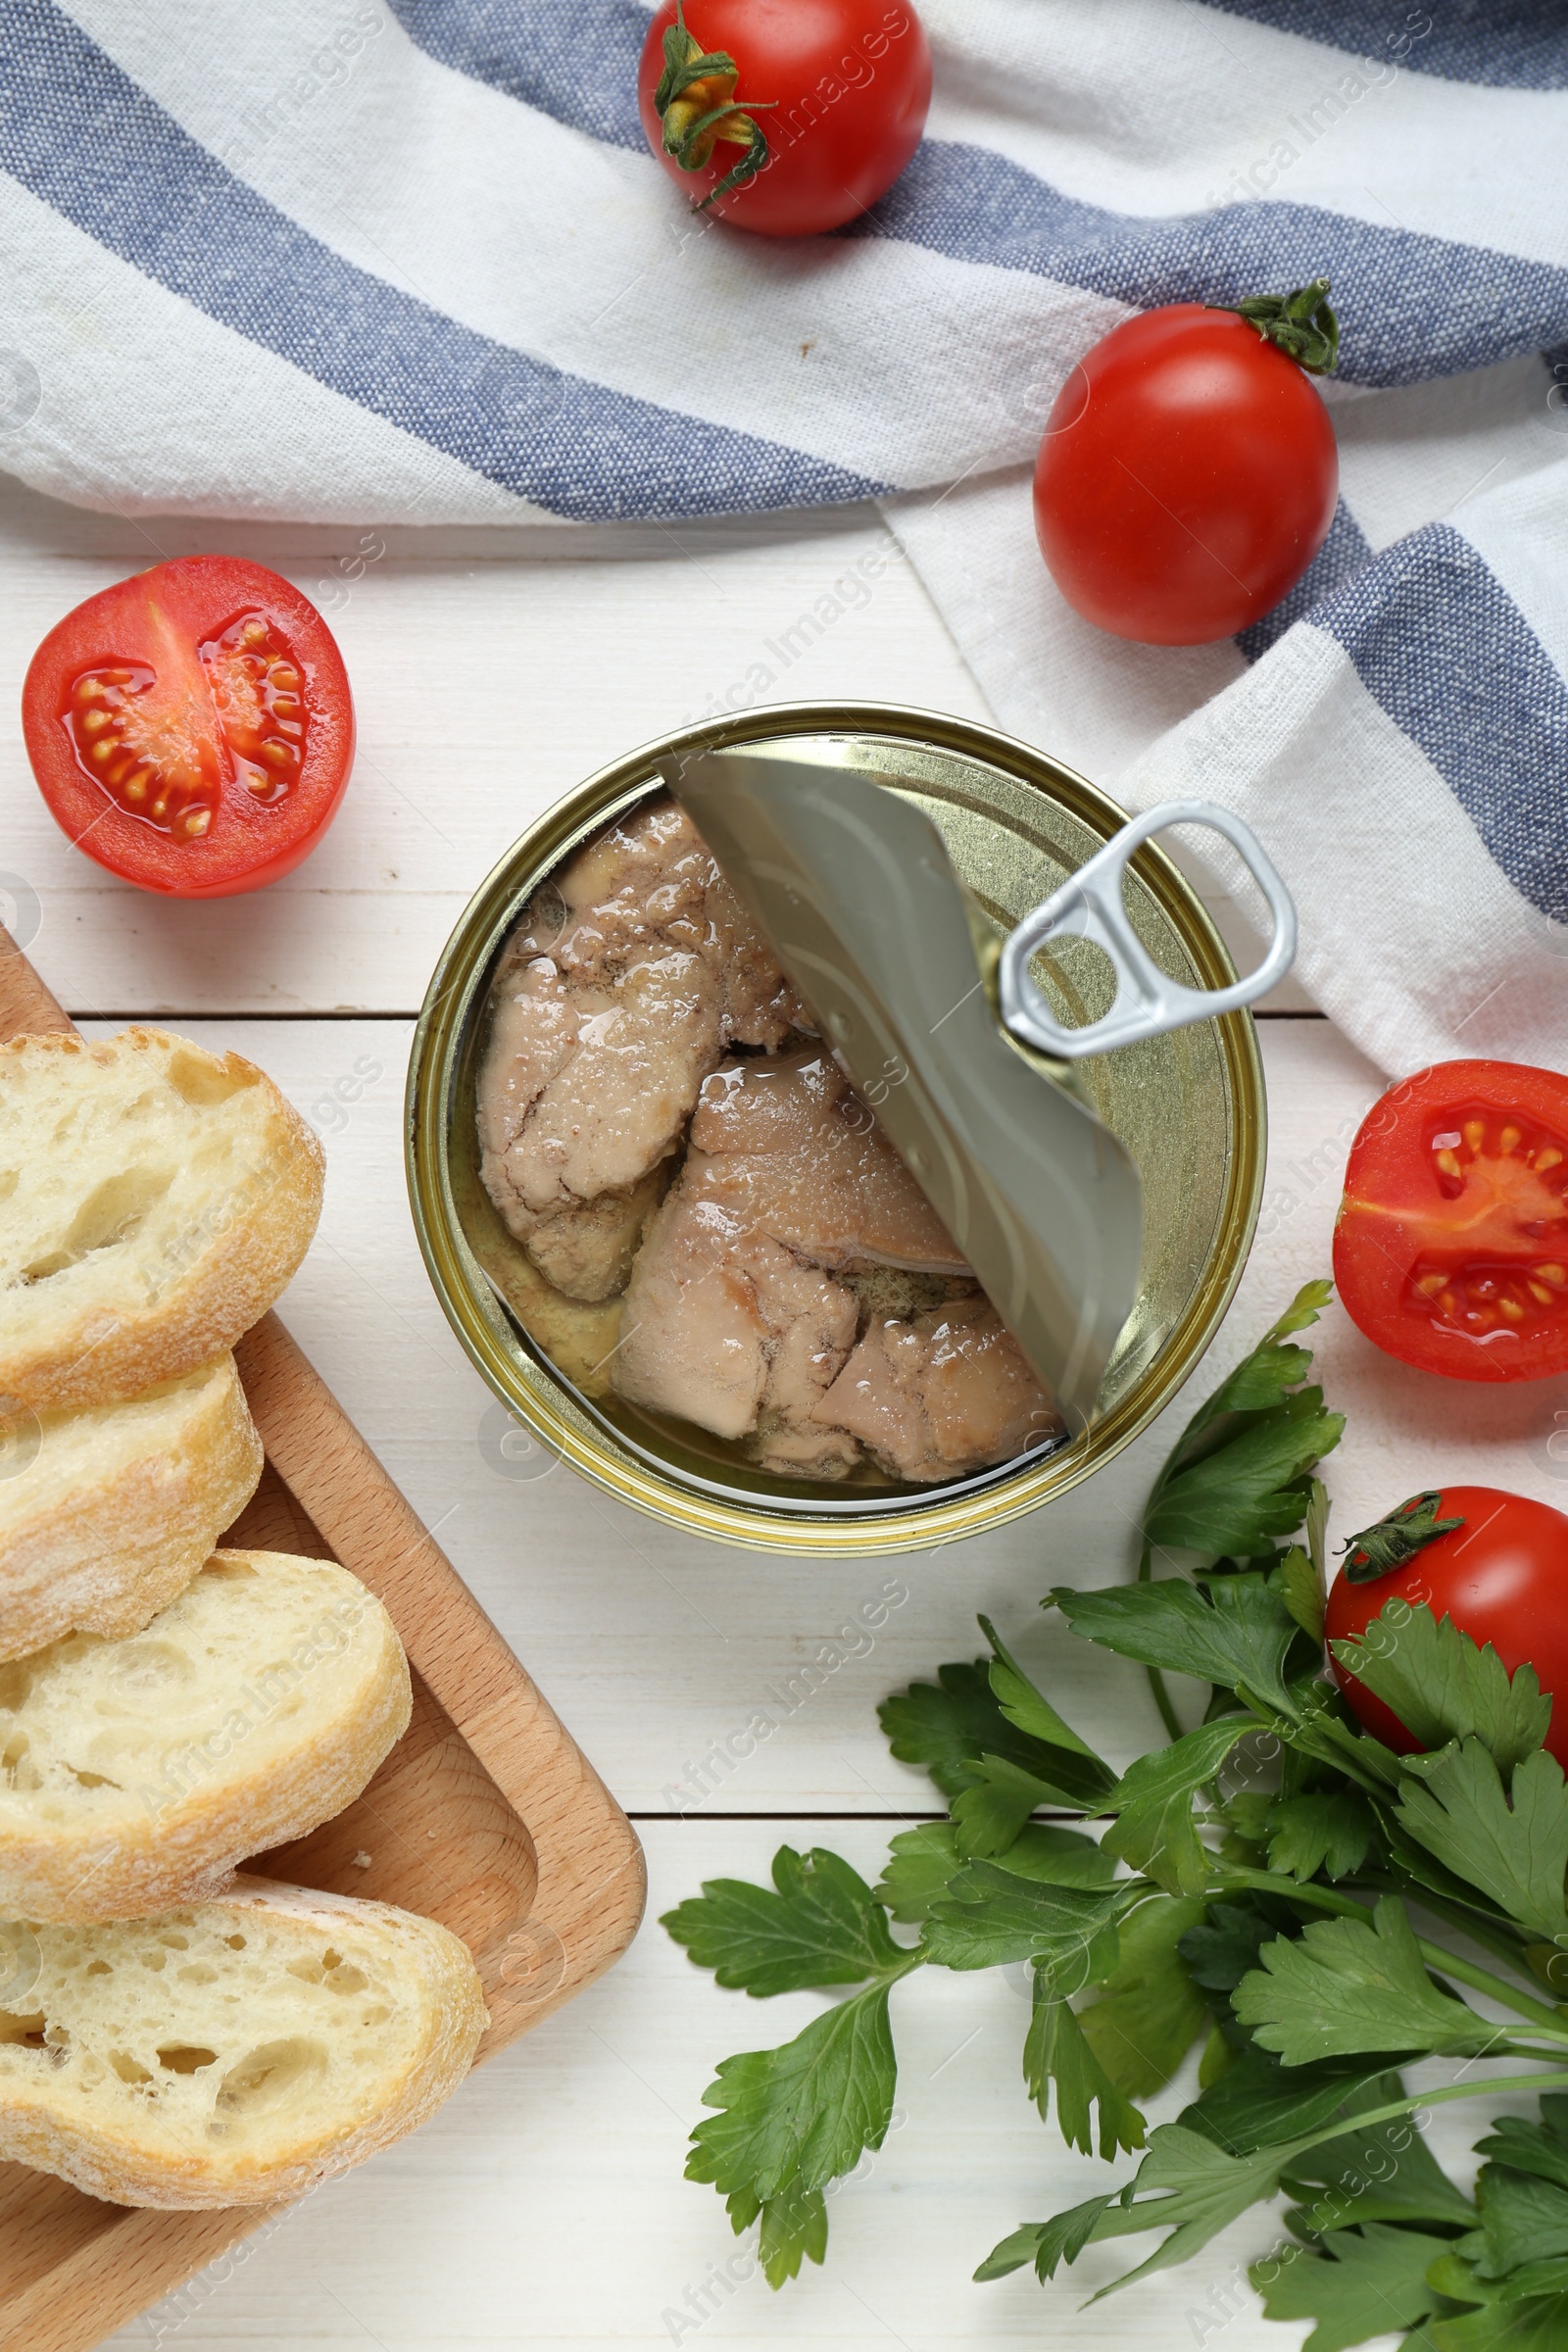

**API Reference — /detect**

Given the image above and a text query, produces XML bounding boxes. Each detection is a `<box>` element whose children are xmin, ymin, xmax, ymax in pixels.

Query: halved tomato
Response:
<box><xmin>1334</xmin><ymin>1059</ymin><xmax>1568</xmax><ymax>1381</ymax></box>
<box><xmin>22</xmin><ymin>557</ymin><xmax>354</xmax><ymax>898</ymax></box>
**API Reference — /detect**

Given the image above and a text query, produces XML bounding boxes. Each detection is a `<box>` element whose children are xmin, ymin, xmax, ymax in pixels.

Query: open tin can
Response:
<box><xmin>406</xmin><ymin>703</ymin><xmax>1268</xmax><ymax>1554</ymax></box>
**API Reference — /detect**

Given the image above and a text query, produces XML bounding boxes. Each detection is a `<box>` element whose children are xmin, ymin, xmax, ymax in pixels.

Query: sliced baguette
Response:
<box><xmin>0</xmin><ymin>1029</ymin><xmax>324</xmax><ymax>1413</ymax></box>
<box><xmin>0</xmin><ymin>1550</ymin><xmax>412</xmax><ymax>1921</ymax></box>
<box><xmin>0</xmin><ymin>1876</ymin><xmax>487</xmax><ymax>2206</ymax></box>
<box><xmin>0</xmin><ymin>1352</ymin><xmax>264</xmax><ymax>1662</ymax></box>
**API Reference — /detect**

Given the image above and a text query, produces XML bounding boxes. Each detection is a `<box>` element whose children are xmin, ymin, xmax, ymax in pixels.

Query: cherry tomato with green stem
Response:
<box><xmin>1033</xmin><ymin>282</ymin><xmax>1341</xmax><ymax>646</ymax></box>
<box><xmin>638</xmin><ymin>0</ymin><xmax>931</xmax><ymax>236</ymax></box>
<box><xmin>1326</xmin><ymin>1485</ymin><xmax>1568</xmax><ymax>1766</ymax></box>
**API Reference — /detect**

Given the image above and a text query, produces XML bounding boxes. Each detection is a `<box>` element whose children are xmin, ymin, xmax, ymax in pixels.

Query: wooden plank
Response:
<box><xmin>0</xmin><ymin>940</ymin><xmax>645</xmax><ymax>2352</ymax></box>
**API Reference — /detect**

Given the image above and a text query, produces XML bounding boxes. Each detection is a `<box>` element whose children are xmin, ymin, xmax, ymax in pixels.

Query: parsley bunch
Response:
<box><xmin>663</xmin><ymin>1282</ymin><xmax>1568</xmax><ymax>2348</ymax></box>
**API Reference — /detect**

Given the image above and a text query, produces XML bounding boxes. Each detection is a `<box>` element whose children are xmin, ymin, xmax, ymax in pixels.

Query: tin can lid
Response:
<box><xmin>667</xmin><ymin>742</ymin><xmax>1145</xmax><ymax>1433</ymax></box>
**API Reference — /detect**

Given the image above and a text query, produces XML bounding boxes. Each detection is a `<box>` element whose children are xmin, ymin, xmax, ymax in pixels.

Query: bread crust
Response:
<box><xmin>0</xmin><ymin>1552</ymin><xmax>413</xmax><ymax>1921</ymax></box>
<box><xmin>0</xmin><ymin>1353</ymin><xmax>264</xmax><ymax>1663</ymax></box>
<box><xmin>0</xmin><ymin>1878</ymin><xmax>487</xmax><ymax>2206</ymax></box>
<box><xmin>0</xmin><ymin>1029</ymin><xmax>324</xmax><ymax>1413</ymax></box>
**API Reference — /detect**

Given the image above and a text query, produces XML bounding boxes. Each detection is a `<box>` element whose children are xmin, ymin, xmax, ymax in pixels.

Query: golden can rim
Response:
<box><xmin>406</xmin><ymin>701</ymin><xmax>1266</xmax><ymax>1555</ymax></box>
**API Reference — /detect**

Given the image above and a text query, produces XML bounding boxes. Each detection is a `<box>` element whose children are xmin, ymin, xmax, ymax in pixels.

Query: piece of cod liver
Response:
<box><xmin>612</xmin><ymin>1051</ymin><xmax>1057</xmax><ymax>1482</ymax></box>
<box><xmin>813</xmin><ymin>1295</ymin><xmax>1062</xmax><ymax>1483</ymax></box>
<box><xmin>476</xmin><ymin>798</ymin><xmax>805</xmax><ymax>1299</ymax></box>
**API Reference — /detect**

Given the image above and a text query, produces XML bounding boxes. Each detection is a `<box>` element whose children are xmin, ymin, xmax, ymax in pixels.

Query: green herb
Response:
<box><xmin>1251</xmin><ymin>2222</ymin><xmax>1455</xmax><ymax>2351</ymax></box>
<box><xmin>1232</xmin><ymin>1897</ymin><xmax>1497</xmax><ymax>2062</ymax></box>
<box><xmin>1052</xmin><ymin>1571</ymin><xmax>1302</xmax><ymax>1718</ymax></box>
<box><xmin>1266</xmin><ymin>1788</ymin><xmax>1375</xmax><ymax>1883</ymax></box>
<box><xmin>663</xmin><ymin>1278</ymin><xmax>1568</xmax><ymax>2328</ymax></box>
<box><xmin>662</xmin><ymin>1846</ymin><xmax>908</xmax><ymax>1996</ymax></box>
<box><xmin>1333</xmin><ymin>1604</ymin><xmax>1553</xmax><ymax>1774</ymax></box>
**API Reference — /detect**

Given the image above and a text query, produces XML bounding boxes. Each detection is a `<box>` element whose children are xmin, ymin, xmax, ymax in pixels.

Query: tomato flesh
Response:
<box><xmin>24</xmin><ymin>557</ymin><xmax>354</xmax><ymax>899</ymax></box>
<box><xmin>1335</xmin><ymin>1061</ymin><xmax>1568</xmax><ymax>1382</ymax></box>
<box><xmin>1325</xmin><ymin>1486</ymin><xmax>1568</xmax><ymax>1765</ymax></box>
<box><xmin>1032</xmin><ymin>304</ymin><xmax>1339</xmax><ymax>646</ymax></box>
<box><xmin>636</xmin><ymin>0</ymin><xmax>932</xmax><ymax>237</ymax></box>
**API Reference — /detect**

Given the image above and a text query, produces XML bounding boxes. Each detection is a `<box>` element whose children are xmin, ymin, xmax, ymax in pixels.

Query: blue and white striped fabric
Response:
<box><xmin>2</xmin><ymin>0</ymin><xmax>1565</xmax><ymax>1074</ymax></box>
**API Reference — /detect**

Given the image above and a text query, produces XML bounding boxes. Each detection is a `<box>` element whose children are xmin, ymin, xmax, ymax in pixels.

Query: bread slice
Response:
<box><xmin>0</xmin><ymin>1551</ymin><xmax>412</xmax><ymax>1921</ymax></box>
<box><xmin>0</xmin><ymin>1029</ymin><xmax>324</xmax><ymax>1413</ymax></box>
<box><xmin>0</xmin><ymin>1353</ymin><xmax>264</xmax><ymax>1662</ymax></box>
<box><xmin>0</xmin><ymin>1876</ymin><xmax>487</xmax><ymax>2205</ymax></box>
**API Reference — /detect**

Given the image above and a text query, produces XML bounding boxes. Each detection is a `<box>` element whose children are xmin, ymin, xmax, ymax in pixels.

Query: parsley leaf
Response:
<box><xmin>1267</xmin><ymin>1789</ymin><xmax>1376</xmax><ymax>1883</ymax></box>
<box><xmin>978</xmin><ymin>1613</ymin><xmax>1107</xmax><ymax>1763</ymax></box>
<box><xmin>1251</xmin><ymin>2222</ymin><xmax>1454</xmax><ymax>2352</ymax></box>
<box><xmin>950</xmin><ymin>1757</ymin><xmax>1070</xmax><ymax>1856</ymax></box>
<box><xmin>920</xmin><ymin>1864</ymin><xmax>1134</xmax><ymax>1984</ymax></box>
<box><xmin>722</xmin><ymin>2180</ymin><xmax>827</xmax><ymax>2288</ymax></box>
<box><xmin>1102</xmin><ymin>1715</ymin><xmax>1251</xmax><ymax>1893</ymax></box>
<box><xmin>1071</xmin><ymin>2121</ymin><xmax>1313</xmax><ymax>2292</ymax></box>
<box><xmin>1146</xmin><ymin>1388</ymin><xmax>1347</xmax><ymax>1557</ymax></box>
<box><xmin>878</xmin><ymin>1627</ymin><xmax>1113</xmax><ymax>1812</ymax></box>
<box><xmin>1233</xmin><ymin>1897</ymin><xmax>1494</xmax><ymax>2063</ymax></box>
<box><xmin>1465</xmin><ymin>2163</ymin><xmax>1568</xmax><ymax>2278</ymax></box>
<box><xmin>1164</xmin><ymin>1280</ymin><xmax>1336</xmax><ymax>1450</ymax></box>
<box><xmin>1284</xmin><ymin>2094</ymin><xmax>1477</xmax><ymax>2234</ymax></box>
<box><xmin>1276</xmin><ymin>1540</ymin><xmax>1328</xmax><ymax>1643</ymax></box>
<box><xmin>1024</xmin><ymin>1982</ymin><xmax>1147</xmax><ymax>2159</ymax></box>
<box><xmin>1180</xmin><ymin>1895</ymin><xmax>1302</xmax><ymax>2000</ymax></box>
<box><xmin>1183</xmin><ymin>2050</ymin><xmax>1399</xmax><ymax>2158</ymax></box>
<box><xmin>1054</xmin><ymin>1574</ymin><xmax>1300</xmax><ymax>1717</ymax></box>
<box><xmin>1476</xmin><ymin>2102</ymin><xmax>1568</xmax><ymax>2196</ymax></box>
<box><xmin>1396</xmin><ymin>1742</ymin><xmax>1568</xmax><ymax>1944</ymax></box>
<box><xmin>662</xmin><ymin>1846</ymin><xmax>907</xmax><ymax>1996</ymax></box>
<box><xmin>974</xmin><ymin>2195</ymin><xmax>1118</xmax><ymax>2283</ymax></box>
<box><xmin>1076</xmin><ymin>1894</ymin><xmax>1209</xmax><ymax>2098</ymax></box>
<box><xmin>1333</xmin><ymin>1604</ymin><xmax>1553</xmax><ymax>1776</ymax></box>
<box><xmin>1140</xmin><ymin>1281</ymin><xmax>1343</xmax><ymax>1559</ymax></box>
<box><xmin>873</xmin><ymin>1822</ymin><xmax>1114</xmax><ymax>1923</ymax></box>
<box><xmin>686</xmin><ymin>1980</ymin><xmax>901</xmax><ymax>2210</ymax></box>
<box><xmin>1432</xmin><ymin>2287</ymin><xmax>1568</xmax><ymax>2351</ymax></box>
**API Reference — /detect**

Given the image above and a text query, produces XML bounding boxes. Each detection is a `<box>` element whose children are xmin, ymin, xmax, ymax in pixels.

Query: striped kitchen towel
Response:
<box><xmin>1</xmin><ymin>0</ymin><xmax>1564</xmax><ymax>1075</ymax></box>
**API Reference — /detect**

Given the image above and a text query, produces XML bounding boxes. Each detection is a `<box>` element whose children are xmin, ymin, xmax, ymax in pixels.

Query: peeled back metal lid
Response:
<box><xmin>667</xmin><ymin>742</ymin><xmax>1296</xmax><ymax>1435</ymax></box>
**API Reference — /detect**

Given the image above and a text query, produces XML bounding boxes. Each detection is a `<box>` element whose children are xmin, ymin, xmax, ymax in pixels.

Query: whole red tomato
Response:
<box><xmin>637</xmin><ymin>0</ymin><xmax>931</xmax><ymax>236</ymax></box>
<box><xmin>1335</xmin><ymin>1060</ymin><xmax>1568</xmax><ymax>1383</ymax></box>
<box><xmin>22</xmin><ymin>556</ymin><xmax>354</xmax><ymax>899</ymax></box>
<box><xmin>1325</xmin><ymin>1486</ymin><xmax>1568</xmax><ymax>1765</ymax></box>
<box><xmin>1033</xmin><ymin>300</ymin><xmax>1340</xmax><ymax>645</ymax></box>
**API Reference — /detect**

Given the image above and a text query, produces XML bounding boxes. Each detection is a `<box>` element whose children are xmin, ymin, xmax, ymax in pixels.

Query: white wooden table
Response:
<box><xmin>4</xmin><ymin>470</ymin><xmax>1563</xmax><ymax>2352</ymax></box>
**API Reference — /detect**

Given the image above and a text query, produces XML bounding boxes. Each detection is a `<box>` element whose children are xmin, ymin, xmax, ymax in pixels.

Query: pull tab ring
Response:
<box><xmin>998</xmin><ymin>800</ymin><xmax>1298</xmax><ymax>1060</ymax></box>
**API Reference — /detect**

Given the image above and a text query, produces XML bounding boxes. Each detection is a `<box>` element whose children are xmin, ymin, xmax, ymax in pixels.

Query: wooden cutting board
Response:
<box><xmin>0</xmin><ymin>930</ymin><xmax>647</xmax><ymax>2352</ymax></box>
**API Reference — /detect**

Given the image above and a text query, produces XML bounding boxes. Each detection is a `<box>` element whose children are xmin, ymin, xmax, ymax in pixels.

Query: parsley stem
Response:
<box><xmin>1300</xmin><ymin>2067</ymin><xmax>1568</xmax><ymax>2144</ymax></box>
<box><xmin>1215</xmin><ymin>1867</ymin><xmax>1568</xmax><ymax>2035</ymax></box>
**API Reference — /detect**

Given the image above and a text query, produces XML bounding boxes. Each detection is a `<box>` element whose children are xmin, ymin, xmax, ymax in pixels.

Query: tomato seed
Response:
<box><xmin>1539</xmin><ymin>1149</ymin><xmax>1564</xmax><ymax>1172</ymax></box>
